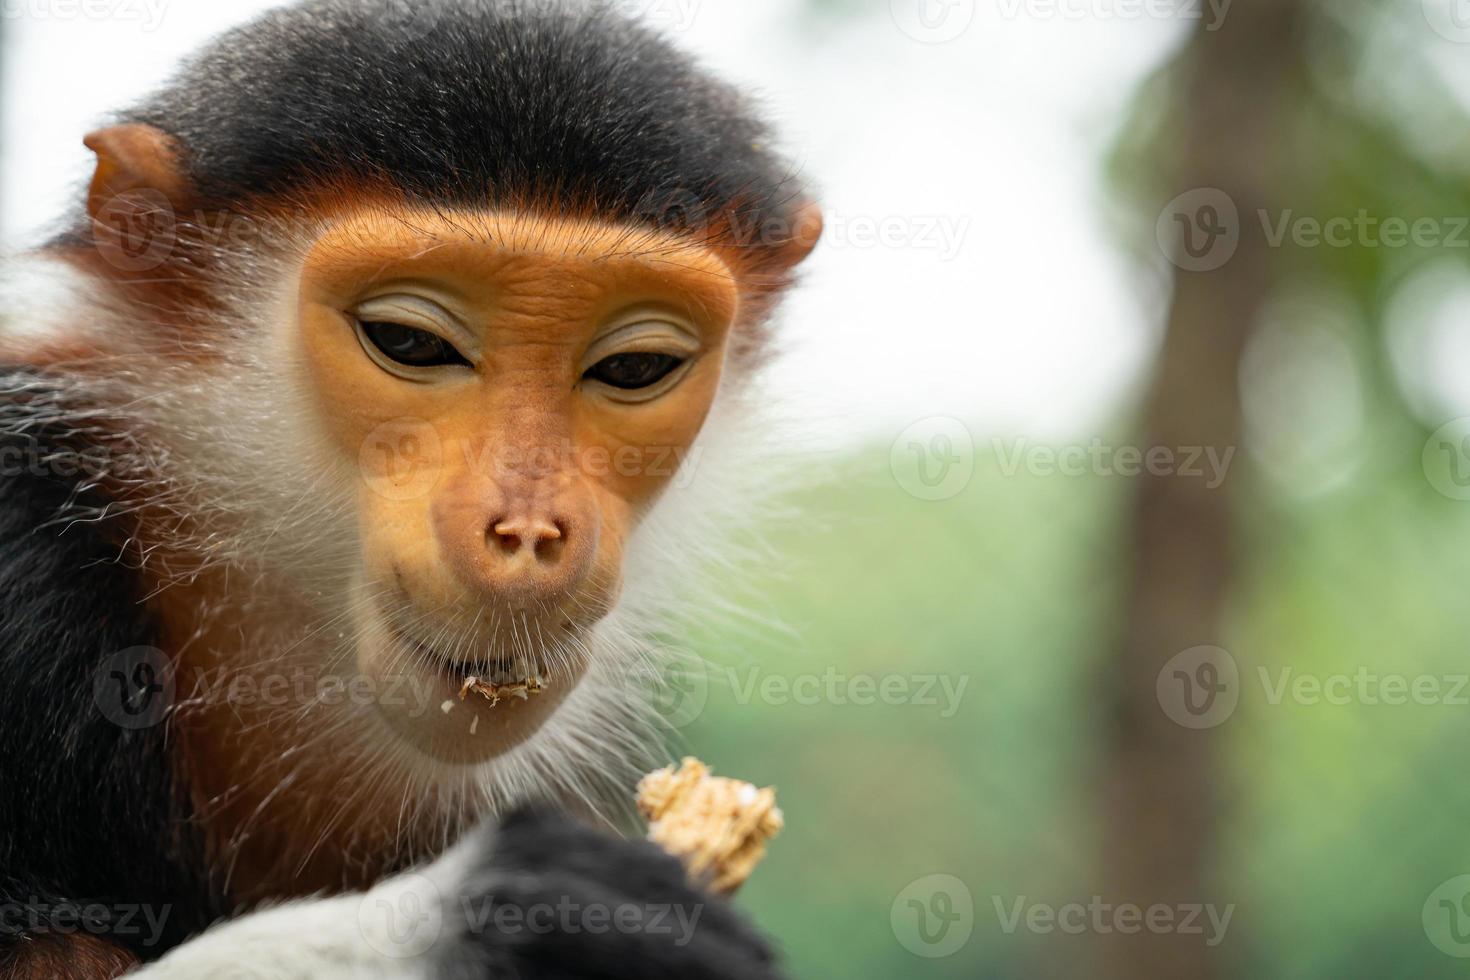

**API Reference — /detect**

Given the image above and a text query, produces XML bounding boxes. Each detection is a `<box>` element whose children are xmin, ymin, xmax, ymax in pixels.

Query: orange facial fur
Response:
<box><xmin>295</xmin><ymin>207</ymin><xmax>739</xmax><ymax>755</ymax></box>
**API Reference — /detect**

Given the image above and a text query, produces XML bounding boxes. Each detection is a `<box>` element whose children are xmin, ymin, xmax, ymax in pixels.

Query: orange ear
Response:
<box><xmin>774</xmin><ymin>199</ymin><xmax>824</xmax><ymax>269</ymax></box>
<box><xmin>82</xmin><ymin>124</ymin><xmax>191</xmax><ymax>219</ymax></box>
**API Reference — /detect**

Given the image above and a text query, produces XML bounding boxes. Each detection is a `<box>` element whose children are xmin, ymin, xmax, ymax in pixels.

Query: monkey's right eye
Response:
<box><xmin>359</xmin><ymin>321</ymin><xmax>471</xmax><ymax>369</ymax></box>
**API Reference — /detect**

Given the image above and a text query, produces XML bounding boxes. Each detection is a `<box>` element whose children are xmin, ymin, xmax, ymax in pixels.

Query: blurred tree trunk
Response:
<box><xmin>1100</xmin><ymin>3</ymin><xmax>1303</xmax><ymax>979</ymax></box>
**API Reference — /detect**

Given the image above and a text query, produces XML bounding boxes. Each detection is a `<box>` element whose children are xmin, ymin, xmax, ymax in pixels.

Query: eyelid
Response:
<box><xmin>584</xmin><ymin>316</ymin><xmax>702</xmax><ymax>369</ymax></box>
<box><xmin>351</xmin><ymin>293</ymin><xmax>478</xmax><ymax>357</ymax></box>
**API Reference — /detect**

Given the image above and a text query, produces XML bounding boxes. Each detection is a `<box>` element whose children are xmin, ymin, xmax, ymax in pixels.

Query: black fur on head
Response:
<box><xmin>118</xmin><ymin>0</ymin><xmax>810</xmax><ymax>251</ymax></box>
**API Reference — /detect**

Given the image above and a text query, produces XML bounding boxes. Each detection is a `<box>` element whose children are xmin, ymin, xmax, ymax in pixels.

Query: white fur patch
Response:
<box><xmin>134</xmin><ymin>834</ymin><xmax>483</xmax><ymax>979</ymax></box>
<box><xmin>0</xmin><ymin>255</ymin><xmax>98</xmax><ymax>343</ymax></box>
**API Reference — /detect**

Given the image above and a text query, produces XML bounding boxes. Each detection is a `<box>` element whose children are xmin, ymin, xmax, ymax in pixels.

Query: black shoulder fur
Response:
<box><xmin>0</xmin><ymin>371</ymin><xmax>223</xmax><ymax>963</ymax></box>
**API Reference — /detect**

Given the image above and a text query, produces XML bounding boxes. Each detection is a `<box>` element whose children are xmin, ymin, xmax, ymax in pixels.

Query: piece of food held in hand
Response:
<box><xmin>638</xmin><ymin>758</ymin><xmax>784</xmax><ymax>896</ymax></box>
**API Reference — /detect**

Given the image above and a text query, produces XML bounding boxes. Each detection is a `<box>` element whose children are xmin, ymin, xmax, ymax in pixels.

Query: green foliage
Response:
<box><xmin>681</xmin><ymin>445</ymin><xmax>1470</xmax><ymax>977</ymax></box>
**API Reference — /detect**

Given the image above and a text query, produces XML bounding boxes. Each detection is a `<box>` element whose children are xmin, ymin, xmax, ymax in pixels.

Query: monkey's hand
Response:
<box><xmin>130</xmin><ymin>809</ymin><xmax>788</xmax><ymax>980</ymax></box>
<box><xmin>431</xmin><ymin>808</ymin><xmax>788</xmax><ymax>980</ymax></box>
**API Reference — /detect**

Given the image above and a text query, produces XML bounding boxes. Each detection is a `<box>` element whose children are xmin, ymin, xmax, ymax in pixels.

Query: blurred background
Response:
<box><xmin>9</xmin><ymin>0</ymin><xmax>1470</xmax><ymax>977</ymax></box>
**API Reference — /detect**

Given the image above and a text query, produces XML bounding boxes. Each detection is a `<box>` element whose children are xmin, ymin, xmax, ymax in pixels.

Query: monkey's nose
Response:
<box><xmin>468</xmin><ymin>507</ymin><xmax>595</xmax><ymax>601</ymax></box>
<box><xmin>433</xmin><ymin>481</ymin><xmax>599</xmax><ymax>604</ymax></box>
<box><xmin>490</xmin><ymin>516</ymin><xmax>564</xmax><ymax>561</ymax></box>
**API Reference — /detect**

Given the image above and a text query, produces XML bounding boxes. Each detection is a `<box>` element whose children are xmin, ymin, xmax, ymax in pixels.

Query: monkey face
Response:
<box><xmin>293</xmin><ymin>206</ymin><xmax>740</xmax><ymax>763</ymax></box>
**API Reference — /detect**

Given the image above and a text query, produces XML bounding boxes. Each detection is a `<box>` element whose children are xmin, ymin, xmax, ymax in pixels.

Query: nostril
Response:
<box><xmin>489</xmin><ymin>518</ymin><xmax>522</xmax><ymax>556</ymax></box>
<box><xmin>534</xmin><ymin>522</ymin><xmax>567</xmax><ymax>562</ymax></box>
<box><xmin>491</xmin><ymin>517</ymin><xmax>565</xmax><ymax>560</ymax></box>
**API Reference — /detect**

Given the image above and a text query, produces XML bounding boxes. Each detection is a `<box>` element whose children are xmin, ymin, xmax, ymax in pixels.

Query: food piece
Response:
<box><xmin>637</xmin><ymin>757</ymin><xmax>783</xmax><ymax>896</ymax></box>
<box><xmin>457</xmin><ymin>674</ymin><xmax>546</xmax><ymax>706</ymax></box>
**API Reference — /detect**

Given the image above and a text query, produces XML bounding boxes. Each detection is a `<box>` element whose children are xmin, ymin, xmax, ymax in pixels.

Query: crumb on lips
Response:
<box><xmin>457</xmin><ymin>673</ymin><xmax>547</xmax><ymax>706</ymax></box>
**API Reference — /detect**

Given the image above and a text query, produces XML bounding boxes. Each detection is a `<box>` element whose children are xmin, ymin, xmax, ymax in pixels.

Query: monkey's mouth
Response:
<box><xmin>356</xmin><ymin>589</ymin><xmax>584</xmax><ymax>764</ymax></box>
<box><xmin>386</xmin><ymin>621</ymin><xmax>550</xmax><ymax>704</ymax></box>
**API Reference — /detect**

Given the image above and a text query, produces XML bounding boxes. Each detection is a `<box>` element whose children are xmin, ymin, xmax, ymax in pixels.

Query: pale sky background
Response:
<box><xmin>0</xmin><ymin>1</ymin><xmax>1213</xmax><ymax>449</ymax></box>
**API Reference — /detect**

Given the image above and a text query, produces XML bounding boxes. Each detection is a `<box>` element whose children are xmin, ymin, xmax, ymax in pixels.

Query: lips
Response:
<box><xmin>457</xmin><ymin>673</ymin><xmax>547</xmax><ymax>706</ymax></box>
<box><xmin>357</xmin><ymin>592</ymin><xmax>585</xmax><ymax>765</ymax></box>
<box><xmin>386</xmin><ymin>618</ymin><xmax>547</xmax><ymax>694</ymax></box>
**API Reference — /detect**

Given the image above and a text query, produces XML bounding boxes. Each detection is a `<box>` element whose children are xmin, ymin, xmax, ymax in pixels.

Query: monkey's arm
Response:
<box><xmin>133</xmin><ymin>809</ymin><xmax>788</xmax><ymax>980</ymax></box>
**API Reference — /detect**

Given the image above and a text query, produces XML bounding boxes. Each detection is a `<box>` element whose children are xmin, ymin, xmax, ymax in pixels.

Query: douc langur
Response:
<box><xmin>0</xmin><ymin>1</ymin><xmax>821</xmax><ymax>976</ymax></box>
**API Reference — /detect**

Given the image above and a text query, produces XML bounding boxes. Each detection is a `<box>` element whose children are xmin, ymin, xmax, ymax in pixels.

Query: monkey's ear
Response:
<box><xmin>83</xmin><ymin>124</ymin><xmax>191</xmax><ymax>219</ymax></box>
<box><xmin>773</xmin><ymin>199</ymin><xmax>824</xmax><ymax>269</ymax></box>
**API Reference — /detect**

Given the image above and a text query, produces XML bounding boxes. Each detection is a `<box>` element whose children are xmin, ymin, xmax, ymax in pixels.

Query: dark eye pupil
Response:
<box><xmin>361</xmin><ymin>322</ymin><xmax>468</xmax><ymax>368</ymax></box>
<box><xmin>585</xmin><ymin>353</ymin><xmax>683</xmax><ymax>390</ymax></box>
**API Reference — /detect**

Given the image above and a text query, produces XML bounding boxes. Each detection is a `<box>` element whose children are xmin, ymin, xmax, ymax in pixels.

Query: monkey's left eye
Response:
<box><xmin>583</xmin><ymin>353</ymin><xmax>685</xmax><ymax>390</ymax></box>
<box><xmin>360</xmin><ymin>321</ymin><xmax>471</xmax><ymax>369</ymax></box>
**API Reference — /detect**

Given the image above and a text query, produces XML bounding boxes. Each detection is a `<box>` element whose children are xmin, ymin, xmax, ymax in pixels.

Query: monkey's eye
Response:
<box><xmin>360</xmin><ymin>321</ymin><xmax>470</xmax><ymax>369</ymax></box>
<box><xmin>583</xmin><ymin>353</ymin><xmax>685</xmax><ymax>390</ymax></box>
